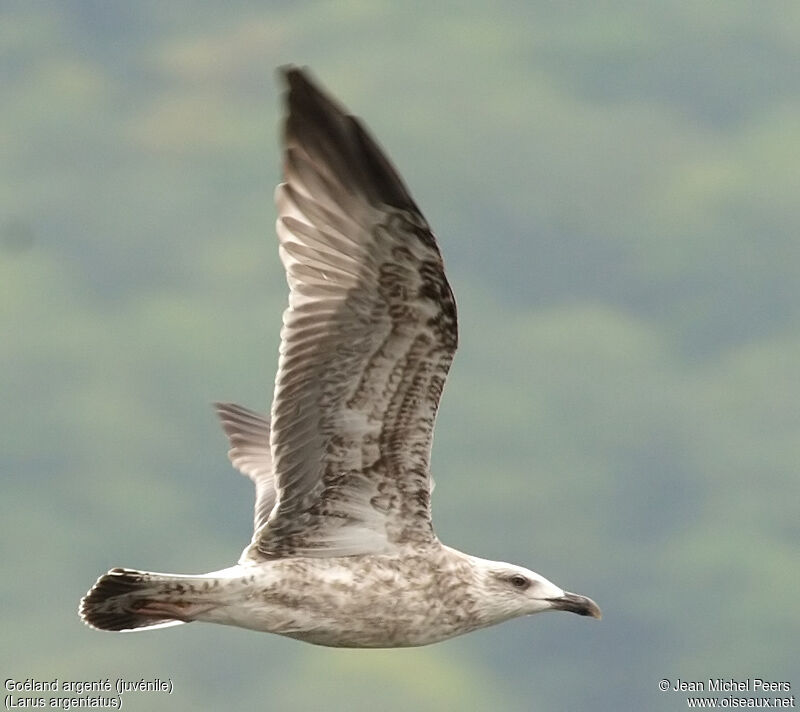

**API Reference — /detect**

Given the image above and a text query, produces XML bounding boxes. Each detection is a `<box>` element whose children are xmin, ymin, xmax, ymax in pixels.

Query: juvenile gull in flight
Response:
<box><xmin>80</xmin><ymin>67</ymin><xmax>601</xmax><ymax>647</ymax></box>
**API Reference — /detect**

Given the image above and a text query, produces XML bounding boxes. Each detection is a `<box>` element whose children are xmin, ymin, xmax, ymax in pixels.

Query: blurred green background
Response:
<box><xmin>1</xmin><ymin>1</ymin><xmax>798</xmax><ymax>710</ymax></box>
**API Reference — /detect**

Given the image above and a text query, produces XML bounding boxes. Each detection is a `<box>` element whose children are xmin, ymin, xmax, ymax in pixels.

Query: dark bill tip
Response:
<box><xmin>547</xmin><ymin>591</ymin><xmax>602</xmax><ymax>620</ymax></box>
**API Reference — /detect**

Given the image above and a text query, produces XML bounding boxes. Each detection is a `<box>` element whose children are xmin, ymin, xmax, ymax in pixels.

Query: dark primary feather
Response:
<box><xmin>282</xmin><ymin>68</ymin><xmax>420</xmax><ymax>213</ymax></box>
<box><xmin>252</xmin><ymin>67</ymin><xmax>458</xmax><ymax>559</ymax></box>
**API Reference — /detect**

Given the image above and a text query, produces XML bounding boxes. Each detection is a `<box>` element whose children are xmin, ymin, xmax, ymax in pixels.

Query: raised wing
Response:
<box><xmin>214</xmin><ymin>402</ymin><xmax>275</xmax><ymax>533</ymax></box>
<box><xmin>252</xmin><ymin>67</ymin><xmax>458</xmax><ymax>559</ymax></box>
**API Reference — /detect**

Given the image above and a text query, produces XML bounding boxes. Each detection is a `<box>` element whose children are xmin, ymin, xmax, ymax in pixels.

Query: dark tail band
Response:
<box><xmin>79</xmin><ymin>568</ymin><xmax>186</xmax><ymax>632</ymax></box>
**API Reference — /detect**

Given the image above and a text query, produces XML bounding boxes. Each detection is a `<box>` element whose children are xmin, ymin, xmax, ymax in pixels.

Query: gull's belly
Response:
<box><xmin>200</xmin><ymin>553</ymin><xmax>481</xmax><ymax>647</ymax></box>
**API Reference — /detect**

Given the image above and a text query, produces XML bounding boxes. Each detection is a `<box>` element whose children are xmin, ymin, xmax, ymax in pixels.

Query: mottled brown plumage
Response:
<box><xmin>79</xmin><ymin>67</ymin><xmax>600</xmax><ymax>646</ymax></box>
<box><xmin>264</xmin><ymin>71</ymin><xmax>458</xmax><ymax>558</ymax></box>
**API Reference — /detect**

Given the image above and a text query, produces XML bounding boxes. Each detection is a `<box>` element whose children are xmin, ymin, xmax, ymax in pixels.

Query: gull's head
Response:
<box><xmin>474</xmin><ymin>560</ymin><xmax>602</xmax><ymax>623</ymax></box>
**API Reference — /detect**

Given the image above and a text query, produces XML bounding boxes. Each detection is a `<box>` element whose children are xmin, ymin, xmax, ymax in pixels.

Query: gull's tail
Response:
<box><xmin>80</xmin><ymin>568</ymin><xmax>213</xmax><ymax>632</ymax></box>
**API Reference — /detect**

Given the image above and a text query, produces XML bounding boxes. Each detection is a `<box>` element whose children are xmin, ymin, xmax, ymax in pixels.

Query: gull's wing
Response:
<box><xmin>250</xmin><ymin>67</ymin><xmax>458</xmax><ymax>559</ymax></box>
<box><xmin>214</xmin><ymin>402</ymin><xmax>275</xmax><ymax>533</ymax></box>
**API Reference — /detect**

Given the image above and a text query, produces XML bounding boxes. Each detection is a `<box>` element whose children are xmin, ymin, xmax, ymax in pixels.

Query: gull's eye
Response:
<box><xmin>509</xmin><ymin>574</ymin><xmax>530</xmax><ymax>590</ymax></box>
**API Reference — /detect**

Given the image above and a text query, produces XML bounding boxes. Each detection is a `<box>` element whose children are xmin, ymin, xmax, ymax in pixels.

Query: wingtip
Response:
<box><xmin>276</xmin><ymin>64</ymin><xmax>422</xmax><ymax>214</ymax></box>
<box><xmin>280</xmin><ymin>65</ymin><xmax>342</xmax><ymax>117</ymax></box>
<box><xmin>278</xmin><ymin>64</ymin><xmax>313</xmax><ymax>89</ymax></box>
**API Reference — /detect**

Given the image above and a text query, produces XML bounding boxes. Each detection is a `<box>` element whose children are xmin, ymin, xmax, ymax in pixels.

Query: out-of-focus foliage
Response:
<box><xmin>1</xmin><ymin>2</ymin><xmax>798</xmax><ymax>710</ymax></box>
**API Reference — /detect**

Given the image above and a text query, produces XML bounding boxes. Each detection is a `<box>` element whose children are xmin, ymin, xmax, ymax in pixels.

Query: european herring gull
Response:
<box><xmin>79</xmin><ymin>67</ymin><xmax>601</xmax><ymax>647</ymax></box>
